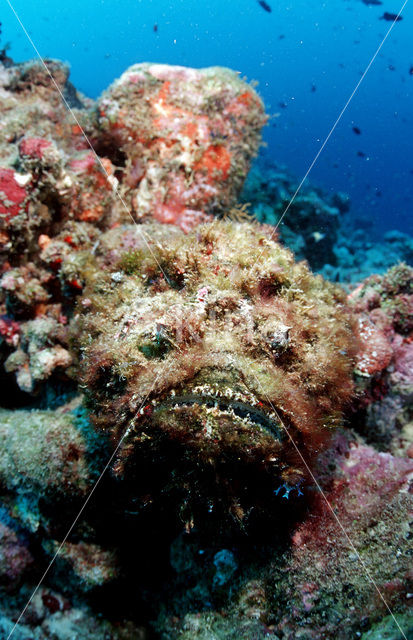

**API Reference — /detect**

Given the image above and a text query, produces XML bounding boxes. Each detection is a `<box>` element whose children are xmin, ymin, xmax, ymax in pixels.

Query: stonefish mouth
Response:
<box><xmin>142</xmin><ymin>384</ymin><xmax>286</xmax><ymax>442</ymax></box>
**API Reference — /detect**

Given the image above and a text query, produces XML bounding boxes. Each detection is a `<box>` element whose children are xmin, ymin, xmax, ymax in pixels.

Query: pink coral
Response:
<box><xmin>354</xmin><ymin>314</ymin><xmax>394</xmax><ymax>377</ymax></box>
<box><xmin>19</xmin><ymin>137</ymin><xmax>52</xmax><ymax>160</ymax></box>
<box><xmin>0</xmin><ymin>315</ymin><xmax>20</xmax><ymax>346</ymax></box>
<box><xmin>0</xmin><ymin>167</ymin><xmax>29</xmax><ymax>221</ymax></box>
<box><xmin>271</xmin><ymin>440</ymin><xmax>413</xmax><ymax>638</ymax></box>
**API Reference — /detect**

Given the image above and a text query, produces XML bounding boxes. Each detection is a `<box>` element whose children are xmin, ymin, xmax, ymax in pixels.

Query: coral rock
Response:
<box><xmin>0</xmin><ymin>404</ymin><xmax>93</xmax><ymax>499</ymax></box>
<box><xmin>97</xmin><ymin>63</ymin><xmax>267</xmax><ymax>231</ymax></box>
<box><xmin>349</xmin><ymin>264</ymin><xmax>413</xmax><ymax>452</ymax></box>
<box><xmin>268</xmin><ymin>441</ymin><xmax>413</xmax><ymax>638</ymax></box>
<box><xmin>0</xmin><ymin>58</ymin><xmax>267</xmax><ymax>396</ymax></box>
<box><xmin>0</xmin><ymin>521</ymin><xmax>33</xmax><ymax>587</ymax></box>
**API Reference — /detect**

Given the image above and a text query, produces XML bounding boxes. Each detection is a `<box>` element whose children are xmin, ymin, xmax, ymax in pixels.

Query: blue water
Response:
<box><xmin>3</xmin><ymin>0</ymin><xmax>412</xmax><ymax>237</ymax></box>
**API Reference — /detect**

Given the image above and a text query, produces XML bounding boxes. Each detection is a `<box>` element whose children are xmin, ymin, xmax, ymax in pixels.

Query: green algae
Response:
<box><xmin>361</xmin><ymin>613</ymin><xmax>413</xmax><ymax>640</ymax></box>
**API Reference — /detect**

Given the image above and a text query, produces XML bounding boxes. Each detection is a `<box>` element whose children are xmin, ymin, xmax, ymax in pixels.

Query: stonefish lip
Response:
<box><xmin>141</xmin><ymin>383</ymin><xmax>286</xmax><ymax>443</ymax></box>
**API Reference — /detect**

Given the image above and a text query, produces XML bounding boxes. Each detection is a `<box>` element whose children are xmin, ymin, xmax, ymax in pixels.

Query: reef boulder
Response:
<box><xmin>96</xmin><ymin>63</ymin><xmax>267</xmax><ymax>231</ymax></box>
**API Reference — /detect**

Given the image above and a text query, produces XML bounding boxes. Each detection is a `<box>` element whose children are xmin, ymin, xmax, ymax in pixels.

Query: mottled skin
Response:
<box><xmin>73</xmin><ymin>220</ymin><xmax>357</xmax><ymax>525</ymax></box>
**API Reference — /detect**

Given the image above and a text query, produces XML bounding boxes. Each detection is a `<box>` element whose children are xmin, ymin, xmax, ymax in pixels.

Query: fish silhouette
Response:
<box><xmin>380</xmin><ymin>12</ymin><xmax>403</xmax><ymax>21</ymax></box>
<box><xmin>257</xmin><ymin>0</ymin><xmax>272</xmax><ymax>13</ymax></box>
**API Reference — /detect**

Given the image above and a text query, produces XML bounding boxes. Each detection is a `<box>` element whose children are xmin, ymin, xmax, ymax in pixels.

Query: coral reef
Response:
<box><xmin>153</xmin><ymin>434</ymin><xmax>412</xmax><ymax>640</ymax></box>
<box><xmin>0</xmin><ymin>589</ymin><xmax>147</xmax><ymax>640</ymax></box>
<box><xmin>242</xmin><ymin>159</ymin><xmax>413</xmax><ymax>281</ymax></box>
<box><xmin>267</xmin><ymin>439</ymin><xmax>413</xmax><ymax>639</ymax></box>
<box><xmin>241</xmin><ymin>160</ymin><xmax>350</xmax><ymax>270</ymax></box>
<box><xmin>0</xmin><ymin>58</ymin><xmax>115</xmax><ymax>397</ymax></box>
<box><xmin>322</xmin><ymin>228</ymin><xmax>413</xmax><ymax>284</ymax></box>
<box><xmin>0</xmin><ymin>520</ymin><xmax>33</xmax><ymax>589</ymax></box>
<box><xmin>0</xmin><ymin>53</ymin><xmax>412</xmax><ymax>640</ymax></box>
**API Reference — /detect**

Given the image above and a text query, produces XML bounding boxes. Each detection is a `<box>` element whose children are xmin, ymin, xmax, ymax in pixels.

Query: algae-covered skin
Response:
<box><xmin>74</xmin><ymin>220</ymin><xmax>357</xmax><ymax>526</ymax></box>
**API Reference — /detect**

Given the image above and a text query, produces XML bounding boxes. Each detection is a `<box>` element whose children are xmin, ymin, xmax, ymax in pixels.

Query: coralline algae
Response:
<box><xmin>97</xmin><ymin>63</ymin><xmax>267</xmax><ymax>231</ymax></box>
<box><xmin>349</xmin><ymin>263</ymin><xmax>413</xmax><ymax>455</ymax></box>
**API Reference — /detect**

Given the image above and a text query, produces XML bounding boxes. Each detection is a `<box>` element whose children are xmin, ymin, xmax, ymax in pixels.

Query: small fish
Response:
<box><xmin>257</xmin><ymin>0</ymin><xmax>272</xmax><ymax>13</ymax></box>
<box><xmin>380</xmin><ymin>12</ymin><xmax>403</xmax><ymax>21</ymax></box>
<box><xmin>362</xmin><ymin>0</ymin><xmax>382</xmax><ymax>5</ymax></box>
<box><xmin>388</xmin><ymin>64</ymin><xmax>396</xmax><ymax>71</ymax></box>
<box><xmin>310</xmin><ymin>231</ymin><xmax>325</xmax><ymax>243</ymax></box>
<box><xmin>409</xmin><ymin>65</ymin><xmax>413</xmax><ymax>75</ymax></box>
<box><xmin>352</xmin><ymin>126</ymin><xmax>361</xmax><ymax>135</ymax></box>
<box><xmin>153</xmin><ymin>23</ymin><xmax>158</xmax><ymax>33</ymax></box>
<box><xmin>310</xmin><ymin>84</ymin><xmax>317</xmax><ymax>92</ymax></box>
<box><xmin>278</xmin><ymin>101</ymin><xmax>287</xmax><ymax>109</ymax></box>
<box><xmin>357</xmin><ymin>151</ymin><xmax>366</xmax><ymax>157</ymax></box>
<box><xmin>278</xmin><ymin>34</ymin><xmax>285</xmax><ymax>40</ymax></box>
